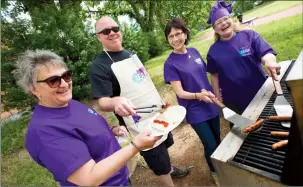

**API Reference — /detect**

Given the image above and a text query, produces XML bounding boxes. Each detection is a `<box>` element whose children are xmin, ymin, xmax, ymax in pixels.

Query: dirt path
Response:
<box><xmin>131</xmin><ymin>116</ymin><xmax>230</xmax><ymax>186</ymax></box>
<box><xmin>198</xmin><ymin>4</ymin><xmax>303</xmax><ymax>41</ymax></box>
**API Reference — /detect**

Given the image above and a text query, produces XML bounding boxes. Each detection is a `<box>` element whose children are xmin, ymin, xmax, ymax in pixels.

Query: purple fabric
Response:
<box><xmin>164</xmin><ymin>47</ymin><xmax>220</xmax><ymax>124</ymax></box>
<box><xmin>132</xmin><ymin>115</ymin><xmax>141</xmax><ymax>123</ymax></box>
<box><xmin>25</xmin><ymin>100</ymin><xmax>129</xmax><ymax>186</ymax></box>
<box><xmin>207</xmin><ymin>0</ymin><xmax>233</xmax><ymax>25</ymax></box>
<box><xmin>206</xmin><ymin>30</ymin><xmax>277</xmax><ymax>113</ymax></box>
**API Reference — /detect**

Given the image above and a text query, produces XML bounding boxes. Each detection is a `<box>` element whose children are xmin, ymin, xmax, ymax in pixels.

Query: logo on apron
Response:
<box><xmin>132</xmin><ymin>67</ymin><xmax>147</xmax><ymax>84</ymax></box>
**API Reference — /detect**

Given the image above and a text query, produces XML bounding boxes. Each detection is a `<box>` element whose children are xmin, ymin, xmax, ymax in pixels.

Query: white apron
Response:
<box><xmin>107</xmin><ymin>51</ymin><xmax>169</xmax><ymax>151</ymax></box>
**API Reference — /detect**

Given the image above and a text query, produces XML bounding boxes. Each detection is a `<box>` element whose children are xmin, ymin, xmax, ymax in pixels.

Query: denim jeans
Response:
<box><xmin>191</xmin><ymin>115</ymin><xmax>221</xmax><ymax>172</ymax></box>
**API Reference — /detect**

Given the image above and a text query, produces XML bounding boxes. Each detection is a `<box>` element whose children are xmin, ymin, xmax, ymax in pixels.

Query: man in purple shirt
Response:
<box><xmin>206</xmin><ymin>1</ymin><xmax>281</xmax><ymax>124</ymax></box>
<box><xmin>163</xmin><ymin>18</ymin><xmax>221</xmax><ymax>185</ymax></box>
<box><xmin>13</xmin><ymin>49</ymin><xmax>159</xmax><ymax>186</ymax></box>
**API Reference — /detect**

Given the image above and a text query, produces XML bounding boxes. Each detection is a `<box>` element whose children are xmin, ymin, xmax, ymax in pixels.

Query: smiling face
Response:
<box><xmin>96</xmin><ymin>16</ymin><xmax>123</xmax><ymax>52</ymax></box>
<box><xmin>167</xmin><ymin>28</ymin><xmax>187</xmax><ymax>53</ymax></box>
<box><xmin>31</xmin><ymin>62</ymin><xmax>72</xmax><ymax>108</ymax></box>
<box><xmin>213</xmin><ymin>16</ymin><xmax>234</xmax><ymax>39</ymax></box>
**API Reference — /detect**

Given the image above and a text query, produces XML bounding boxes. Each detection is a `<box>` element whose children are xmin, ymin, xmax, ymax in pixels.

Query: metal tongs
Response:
<box><xmin>134</xmin><ymin>101</ymin><xmax>169</xmax><ymax>114</ymax></box>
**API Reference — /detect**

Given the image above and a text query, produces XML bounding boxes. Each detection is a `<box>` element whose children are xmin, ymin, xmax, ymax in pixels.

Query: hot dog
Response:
<box><xmin>153</xmin><ymin>119</ymin><xmax>169</xmax><ymax>127</ymax></box>
<box><xmin>270</xmin><ymin>131</ymin><xmax>289</xmax><ymax>137</ymax></box>
<box><xmin>268</xmin><ymin>116</ymin><xmax>292</xmax><ymax>121</ymax></box>
<box><xmin>242</xmin><ymin>119</ymin><xmax>264</xmax><ymax>133</ymax></box>
<box><xmin>163</xmin><ymin>103</ymin><xmax>171</xmax><ymax>109</ymax></box>
<box><xmin>272</xmin><ymin>140</ymin><xmax>288</xmax><ymax>150</ymax></box>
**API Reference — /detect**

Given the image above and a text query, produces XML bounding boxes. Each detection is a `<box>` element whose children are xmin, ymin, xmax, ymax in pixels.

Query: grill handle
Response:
<box><xmin>211</xmin><ymin>97</ymin><xmax>225</xmax><ymax>109</ymax></box>
<box><xmin>271</xmin><ymin>76</ymin><xmax>283</xmax><ymax>95</ymax></box>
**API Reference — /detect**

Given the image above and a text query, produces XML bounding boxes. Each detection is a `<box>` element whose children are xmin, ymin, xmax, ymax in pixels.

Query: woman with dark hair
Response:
<box><xmin>163</xmin><ymin>18</ymin><xmax>221</xmax><ymax>184</ymax></box>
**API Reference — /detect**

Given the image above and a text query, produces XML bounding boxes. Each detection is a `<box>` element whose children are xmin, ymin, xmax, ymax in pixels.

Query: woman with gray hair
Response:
<box><xmin>13</xmin><ymin>49</ymin><xmax>160</xmax><ymax>186</ymax></box>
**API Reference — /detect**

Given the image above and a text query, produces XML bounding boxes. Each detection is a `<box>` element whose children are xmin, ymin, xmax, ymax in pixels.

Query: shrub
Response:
<box><xmin>146</xmin><ymin>31</ymin><xmax>169</xmax><ymax>58</ymax></box>
<box><xmin>121</xmin><ymin>23</ymin><xmax>150</xmax><ymax>63</ymax></box>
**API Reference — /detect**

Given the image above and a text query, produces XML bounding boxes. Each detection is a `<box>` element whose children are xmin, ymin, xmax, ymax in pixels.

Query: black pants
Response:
<box><xmin>139</xmin><ymin>132</ymin><xmax>174</xmax><ymax>176</ymax></box>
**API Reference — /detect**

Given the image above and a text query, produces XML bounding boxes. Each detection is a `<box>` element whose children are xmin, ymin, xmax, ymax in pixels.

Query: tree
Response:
<box><xmin>233</xmin><ymin>1</ymin><xmax>255</xmax><ymax>16</ymax></box>
<box><xmin>1</xmin><ymin>0</ymin><xmax>215</xmax><ymax>110</ymax></box>
<box><xmin>1</xmin><ymin>1</ymin><xmax>100</xmax><ymax>110</ymax></box>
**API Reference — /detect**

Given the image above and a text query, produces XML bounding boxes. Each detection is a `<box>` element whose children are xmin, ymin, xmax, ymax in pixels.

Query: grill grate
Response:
<box><xmin>230</xmin><ymin>61</ymin><xmax>295</xmax><ymax>181</ymax></box>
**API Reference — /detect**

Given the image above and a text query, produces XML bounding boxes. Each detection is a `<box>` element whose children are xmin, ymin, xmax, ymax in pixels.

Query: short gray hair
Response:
<box><xmin>12</xmin><ymin>49</ymin><xmax>67</xmax><ymax>94</ymax></box>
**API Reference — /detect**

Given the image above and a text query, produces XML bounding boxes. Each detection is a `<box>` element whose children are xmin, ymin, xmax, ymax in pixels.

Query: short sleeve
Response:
<box><xmin>163</xmin><ymin>62</ymin><xmax>180</xmax><ymax>84</ymax></box>
<box><xmin>192</xmin><ymin>48</ymin><xmax>207</xmax><ymax>67</ymax></box>
<box><xmin>90</xmin><ymin>63</ymin><xmax>113</xmax><ymax>99</ymax></box>
<box><xmin>206</xmin><ymin>53</ymin><xmax>218</xmax><ymax>74</ymax></box>
<box><xmin>38</xmin><ymin>137</ymin><xmax>92</xmax><ymax>182</ymax></box>
<box><xmin>251</xmin><ymin>30</ymin><xmax>277</xmax><ymax>60</ymax></box>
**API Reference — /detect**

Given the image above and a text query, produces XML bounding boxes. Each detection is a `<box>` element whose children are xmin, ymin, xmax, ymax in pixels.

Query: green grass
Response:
<box><xmin>254</xmin><ymin>14</ymin><xmax>303</xmax><ymax>62</ymax></box>
<box><xmin>1</xmin><ymin>13</ymin><xmax>302</xmax><ymax>186</ymax></box>
<box><xmin>1</xmin><ymin>150</ymin><xmax>59</xmax><ymax>186</ymax></box>
<box><xmin>192</xmin><ymin>28</ymin><xmax>212</xmax><ymax>41</ymax></box>
<box><xmin>1</xmin><ymin>117</ymin><xmax>30</xmax><ymax>156</ymax></box>
<box><xmin>243</xmin><ymin>1</ymin><xmax>302</xmax><ymax>20</ymax></box>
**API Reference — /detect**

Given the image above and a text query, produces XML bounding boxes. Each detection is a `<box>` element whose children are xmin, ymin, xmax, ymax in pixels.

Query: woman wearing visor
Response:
<box><xmin>206</xmin><ymin>0</ymin><xmax>281</xmax><ymax>126</ymax></box>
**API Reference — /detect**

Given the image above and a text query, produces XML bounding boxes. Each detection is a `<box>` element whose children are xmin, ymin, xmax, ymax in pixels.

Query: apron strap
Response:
<box><xmin>104</xmin><ymin>50</ymin><xmax>115</xmax><ymax>63</ymax></box>
<box><xmin>104</xmin><ymin>50</ymin><xmax>133</xmax><ymax>63</ymax></box>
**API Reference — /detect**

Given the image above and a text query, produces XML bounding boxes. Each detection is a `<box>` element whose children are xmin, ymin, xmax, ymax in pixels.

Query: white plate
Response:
<box><xmin>149</xmin><ymin>105</ymin><xmax>186</xmax><ymax>136</ymax></box>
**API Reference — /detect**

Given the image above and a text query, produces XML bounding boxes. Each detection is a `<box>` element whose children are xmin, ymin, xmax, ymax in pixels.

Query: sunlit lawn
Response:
<box><xmin>243</xmin><ymin>1</ymin><xmax>302</xmax><ymax>20</ymax></box>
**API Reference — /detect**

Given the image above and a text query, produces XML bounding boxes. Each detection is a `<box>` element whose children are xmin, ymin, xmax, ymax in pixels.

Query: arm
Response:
<box><xmin>210</xmin><ymin>73</ymin><xmax>222</xmax><ymax>102</ymax></box>
<box><xmin>97</xmin><ymin>97</ymin><xmax>116</xmax><ymax>112</ymax></box>
<box><xmin>97</xmin><ymin>97</ymin><xmax>136</xmax><ymax>117</ymax></box>
<box><xmin>67</xmin><ymin>131</ymin><xmax>160</xmax><ymax>186</ymax></box>
<box><xmin>261</xmin><ymin>53</ymin><xmax>281</xmax><ymax>81</ymax></box>
<box><xmin>206</xmin><ymin>52</ymin><xmax>221</xmax><ymax>102</ymax></box>
<box><xmin>251</xmin><ymin>30</ymin><xmax>280</xmax><ymax>81</ymax></box>
<box><xmin>170</xmin><ymin>81</ymin><xmax>197</xmax><ymax>100</ymax></box>
<box><xmin>170</xmin><ymin>81</ymin><xmax>214</xmax><ymax>103</ymax></box>
<box><xmin>68</xmin><ymin>143</ymin><xmax>137</xmax><ymax>186</ymax></box>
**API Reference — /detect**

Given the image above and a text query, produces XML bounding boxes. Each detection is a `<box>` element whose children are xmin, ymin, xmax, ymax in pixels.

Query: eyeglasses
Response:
<box><xmin>37</xmin><ymin>70</ymin><xmax>72</xmax><ymax>88</ymax></box>
<box><xmin>213</xmin><ymin>16</ymin><xmax>231</xmax><ymax>27</ymax></box>
<box><xmin>168</xmin><ymin>32</ymin><xmax>183</xmax><ymax>40</ymax></box>
<box><xmin>96</xmin><ymin>26</ymin><xmax>120</xmax><ymax>35</ymax></box>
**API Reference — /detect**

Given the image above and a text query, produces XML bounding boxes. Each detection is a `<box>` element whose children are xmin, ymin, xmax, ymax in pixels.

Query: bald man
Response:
<box><xmin>89</xmin><ymin>16</ymin><xmax>190</xmax><ymax>186</ymax></box>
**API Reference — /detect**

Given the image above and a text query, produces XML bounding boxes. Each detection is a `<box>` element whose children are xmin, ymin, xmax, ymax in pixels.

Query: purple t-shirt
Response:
<box><xmin>25</xmin><ymin>100</ymin><xmax>129</xmax><ymax>186</ymax></box>
<box><xmin>164</xmin><ymin>47</ymin><xmax>220</xmax><ymax>124</ymax></box>
<box><xmin>207</xmin><ymin>30</ymin><xmax>276</xmax><ymax>113</ymax></box>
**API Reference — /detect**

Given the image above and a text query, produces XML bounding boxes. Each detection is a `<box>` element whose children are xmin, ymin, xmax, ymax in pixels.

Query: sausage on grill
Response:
<box><xmin>242</xmin><ymin>119</ymin><xmax>264</xmax><ymax>133</ymax></box>
<box><xmin>268</xmin><ymin>116</ymin><xmax>292</xmax><ymax>121</ymax></box>
<box><xmin>271</xmin><ymin>131</ymin><xmax>289</xmax><ymax>137</ymax></box>
<box><xmin>272</xmin><ymin>140</ymin><xmax>288</xmax><ymax>150</ymax></box>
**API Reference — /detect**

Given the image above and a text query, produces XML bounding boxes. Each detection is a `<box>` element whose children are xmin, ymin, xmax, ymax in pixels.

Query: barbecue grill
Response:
<box><xmin>211</xmin><ymin>50</ymin><xmax>303</xmax><ymax>186</ymax></box>
<box><xmin>229</xmin><ymin>61</ymin><xmax>293</xmax><ymax>182</ymax></box>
